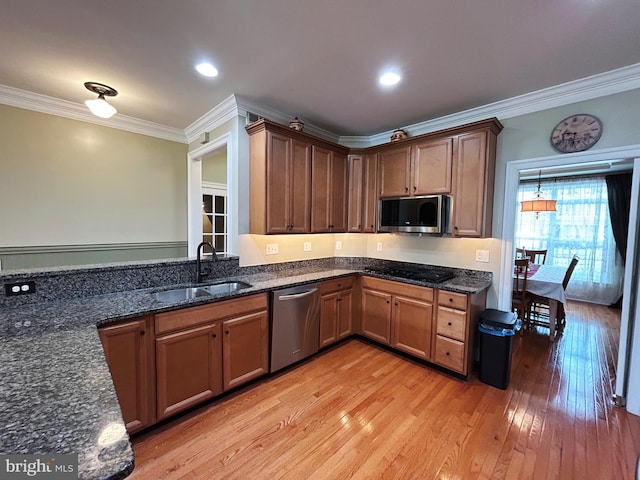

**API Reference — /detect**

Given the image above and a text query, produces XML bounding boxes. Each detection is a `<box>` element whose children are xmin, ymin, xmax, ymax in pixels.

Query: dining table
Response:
<box><xmin>515</xmin><ymin>263</ymin><xmax>567</xmax><ymax>340</ymax></box>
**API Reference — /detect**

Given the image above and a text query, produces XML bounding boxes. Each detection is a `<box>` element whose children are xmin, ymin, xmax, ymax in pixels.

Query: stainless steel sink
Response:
<box><xmin>201</xmin><ymin>281</ymin><xmax>252</xmax><ymax>295</ymax></box>
<box><xmin>154</xmin><ymin>287</ymin><xmax>211</xmax><ymax>302</ymax></box>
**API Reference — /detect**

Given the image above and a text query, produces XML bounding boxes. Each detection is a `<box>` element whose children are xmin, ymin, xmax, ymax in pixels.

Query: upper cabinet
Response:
<box><xmin>311</xmin><ymin>146</ymin><xmax>348</xmax><ymax>233</ymax></box>
<box><xmin>378</xmin><ymin>137</ymin><xmax>453</xmax><ymax>198</ymax></box>
<box><xmin>347</xmin><ymin>153</ymin><xmax>378</xmax><ymax>233</ymax></box>
<box><xmin>247</xmin><ymin>119</ymin><xmax>348</xmax><ymax>235</ymax></box>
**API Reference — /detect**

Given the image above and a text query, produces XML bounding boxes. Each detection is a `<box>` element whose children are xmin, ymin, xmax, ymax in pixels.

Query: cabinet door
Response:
<box><xmin>391</xmin><ymin>296</ymin><xmax>433</xmax><ymax>361</ymax></box>
<box><xmin>412</xmin><ymin>138</ymin><xmax>453</xmax><ymax>195</ymax></box>
<box><xmin>452</xmin><ymin>131</ymin><xmax>489</xmax><ymax>237</ymax></box>
<box><xmin>362</xmin><ymin>154</ymin><xmax>378</xmax><ymax>233</ymax></box>
<box><xmin>330</xmin><ymin>151</ymin><xmax>348</xmax><ymax>232</ymax></box>
<box><xmin>99</xmin><ymin>316</ymin><xmax>154</xmax><ymax>434</ymax></box>
<box><xmin>361</xmin><ymin>288</ymin><xmax>392</xmax><ymax>344</ymax></box>
<box><xmin>311</xmin><ymin>146</ymin><xmax>331</xmax><ymax>233</ymax></box>
<box><xmin>156</xmin><ymin>323</ymin><xmax>222</xmax><ymax>420</ymax></box>
<box><xmin>379</xmin><ymin>146</ymin><xmax>411</xmax><ymax>197</ymax></box>
<box><xmin>289</xmin><ymin>139</ymin><xmax>312</xmax><ymax>233</ymax></box>
<box><xmin>266</xmin><ymin>131</ymin><xmax>291</xmax><ymax>234</ymax></box>
<box><xmin>336</xmin><ymin>289</ymin><xmax>353</xmax><ymax>339</ymax></box>
<box><xmin>347</xmin><ymin>155</ymin><xmax>363</xmax><ymax>232</ymax></box>
<box><xmin>320</xmin><ymin>292</ymin><xmax>339</xmax><ymax>347</ymax></box>
<box><xmin>222</xmin><ymin>310</ymin><xmax>269</xmax><ymax>391</ymax></box>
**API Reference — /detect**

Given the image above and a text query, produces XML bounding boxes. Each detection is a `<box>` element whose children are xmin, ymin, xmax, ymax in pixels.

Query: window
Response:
<box><xmin>515</xmin><ymin>175</ymin><xmax>623</xmax><ymax>305</ymax></box>
<box><xmin>202</xmin><ymin>185</ymin><xmax>228</xmax><ymax>255</ymax></box>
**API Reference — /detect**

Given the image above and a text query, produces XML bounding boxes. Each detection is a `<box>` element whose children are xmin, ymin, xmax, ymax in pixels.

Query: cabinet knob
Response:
<box><xmin>447</xmin><ymin>322</ymin><xmax>452</xmax><ymax>326</ymax></box>
<box><xmin>386</xmin><ymin>300</ymin><xmax>390</xmax><ymax>304</ymax></box>
<box><xmin>405</xmin><ymin>187</ymin><xmax>409</xmax><ymax>193</ymax></box>
<box><xmin>413</xmin><ymin>186</ymin><xmax>417</xmax><ymax>191</ymax></box>
<box><xmin>225</xmin><ymin>330</ymin><xmax>230</xmax><ymax>335</ymax></box>
<box><xmin>445</xmin><ymin>351</ymin><xmax>450</xmax><ymax>356</ymax></box>
<box><xmin>337</xmin><ymin>298</ymin><xmax>343</xmax><ymax>302</ymax></box>
<box><xmin>394</xmin><ymin>302</ymin><xmax>398</xmax><ymax>306</ymax></box>
<box><xmin>449</xmin><ymin>298</ymin><xmax>453</xmax><ymax>302</ymax></box>
<box><xmin>358</xmin><ymin>224</ymin><xmax>361</xmax><ymax>229</ymax></box>
<box><xmin>140</xmin><ymin>330</ymin><xmax>145</xmax><ymax>336</ymax></box>
<box><xmin>370</xmin><ymin>224</ymin><xmax>374</xmax><ymax>229</ymax></box>
<box><xmin>212</xmin><ymin>333</ymin><xmax>217</xmax><ymax>338</ymax></box>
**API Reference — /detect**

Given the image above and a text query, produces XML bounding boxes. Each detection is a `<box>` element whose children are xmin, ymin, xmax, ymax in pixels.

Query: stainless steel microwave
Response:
<box><xmin>378</xmin><ymin>195</ymin><xmax>451</xmax><ymax>234</ymax></box>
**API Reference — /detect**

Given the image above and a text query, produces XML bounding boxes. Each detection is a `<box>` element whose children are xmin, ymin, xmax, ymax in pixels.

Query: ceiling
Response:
<box><xmin>2</xmin><ymin>0</ymin><xmax>640</xmax><ymax>137</ymax></box>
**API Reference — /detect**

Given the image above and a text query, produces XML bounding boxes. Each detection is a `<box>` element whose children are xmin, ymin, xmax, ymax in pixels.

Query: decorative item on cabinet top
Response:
<box><xmin>390</xmin><ymin>128</ymin><xmax>408</xmax><ymax>142</ymax></box>
<box><xmin>289</xmin><ymin>117</ymin><xmax>304</xmax><ymax>131</ymax></box>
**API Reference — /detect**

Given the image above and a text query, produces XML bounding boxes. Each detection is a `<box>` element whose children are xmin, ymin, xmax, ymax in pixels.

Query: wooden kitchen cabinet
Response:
<box><xmin>222</xmin><ymin>310</ymin><xmax>269</xmax><ymax>391</ymax></box>
<box><xmin>432</xmin><ymin>289</ymin><xmax>486</xmax><ymax>376</ymax></box>
<box><xmin>247</xmin><ymin>120</ymin><xmax>311</xmax><ymax>234</ymax></box>
<box><xmin>98</xmin><ymin>315</ymin><xmax>155</xmax><ymax>434</ymax></box>
<box><xmin>154</xmin><ymin>293</ymin><xmax>268</xmax><ymax>420</ymax></box>
<box><xmin>378</xmin><ymin>145</ymin><xmax>412</xmax><ymax>197</ymax></box>
<box><xmin>412</xmin><ymin>137</ymin><xmax>453</xmax><ymax>195</ymax></box>
<box><xmin>361</xmin><ymin>276</ymin><xmax>433</xmax><ymax>358</ymax></box>
<box><xmin>320</xmin><ymin>276</ymin><xmax>355</xmax><ymax>347</ymax></box>
<box><xmin>347</xmin><ymin>153</ymin><xmax>378</xmax><ymax>233</ymax></box>
<box><xmin>311</xmin><ymin>145</ymin><xmax>348</xmax><ymax>233</ymax></box>
<box><xmin>451</xmin><ymin>127</ymin><xmax>499</xmax><ymax>237</ymax></box>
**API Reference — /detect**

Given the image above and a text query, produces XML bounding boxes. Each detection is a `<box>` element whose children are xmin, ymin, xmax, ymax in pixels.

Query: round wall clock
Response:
<box><xmin>550</xmin><ymin>114</ymin><xmax>603</xmax><ymax>153</ymax></box>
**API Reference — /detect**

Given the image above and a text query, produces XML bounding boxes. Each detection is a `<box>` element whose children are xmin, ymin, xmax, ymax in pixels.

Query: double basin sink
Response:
<box><xmin>154</xmin><ymin>281</ymin><xmax>252</xmax><ymax>303</ymax></box>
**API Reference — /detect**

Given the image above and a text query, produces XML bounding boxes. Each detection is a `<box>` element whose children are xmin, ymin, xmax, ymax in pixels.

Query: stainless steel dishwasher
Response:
<box><xmin>270</xmin><ymin>283</ymin><xmax>320</xmax><ymax>373</ymax></box>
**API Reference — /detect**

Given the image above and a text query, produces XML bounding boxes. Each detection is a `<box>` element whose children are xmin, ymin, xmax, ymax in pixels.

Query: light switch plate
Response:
<box><xmin>475</xmin><ymin>249</ymin><xmax>490</xmax><ymax>262</ymax></box>
<box><xmin>335</xmin><ymin>241</ymin><xmax>342</xmax><ymax>250</ymax></box>
<box><xmin>303</xmin><ymin>242</ymin><xmax>312</xmax><ymax>252</ymax></box>
<box><xmin>266</xmin><ymin>243</ymin><xmax>279</xmax><ymax>255</ymax></box>
<box><xmin>377</xmin><ymin>242</ymin><xmax>383</xmax><ymax>252</ymax></box>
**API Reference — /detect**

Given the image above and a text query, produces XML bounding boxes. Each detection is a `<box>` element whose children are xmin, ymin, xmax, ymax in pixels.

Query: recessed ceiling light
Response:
<box><xmin>196</xmin><ymin>63</ymin><xmax>219</xmax><ymax>77</ymax></box>
<box><xmin>379</xmin><ymin>71</ymin><xmax>401</xmax><ymax>86</ymax></box>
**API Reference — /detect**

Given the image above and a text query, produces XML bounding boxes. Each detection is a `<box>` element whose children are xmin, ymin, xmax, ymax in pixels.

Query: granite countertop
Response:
<box><xmin>0</xmin><ymin>265</ymin><xmax>491</xmax><ymax>479</ymax></box>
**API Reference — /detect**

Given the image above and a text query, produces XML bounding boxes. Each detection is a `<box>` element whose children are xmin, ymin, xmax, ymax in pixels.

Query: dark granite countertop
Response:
<box><xmin>0</xmin><ymin>264</ymin><xmax>491</xmax><ymax>479</ymax></box>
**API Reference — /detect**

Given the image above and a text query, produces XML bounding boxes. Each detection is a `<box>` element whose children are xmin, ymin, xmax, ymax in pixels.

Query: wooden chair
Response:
<box><xmin>515</xmin><ymin>247</ymin><xmax>526</xmax><ymax>258</ymax></box>
<box><xmin>524</xmin><ymin>248</ymin><xmax>547</xmax><ymax>265</ymax></box>
<box><xmin>530</xmin><ymin>255</ymin><xmax>579</xmax><ymax>335</ymax></box>
<box><xmin>512</xmin><ymin>258</ymin><xmax>532</xmax><ymax>325</ymax></box>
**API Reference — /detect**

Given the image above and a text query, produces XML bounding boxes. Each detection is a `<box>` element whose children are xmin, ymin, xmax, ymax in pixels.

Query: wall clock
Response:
<box><xmin>550</xmin><ymin>114</ymin><xmax>603</xmax><ymax>153</ymax></box>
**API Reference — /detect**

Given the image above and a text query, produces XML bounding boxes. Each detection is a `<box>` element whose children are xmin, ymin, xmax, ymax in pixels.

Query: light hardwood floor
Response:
<box><xmin>129</xmin><ymin>301</ymin><xmax>640</xmax><ymax>479</ymax></box>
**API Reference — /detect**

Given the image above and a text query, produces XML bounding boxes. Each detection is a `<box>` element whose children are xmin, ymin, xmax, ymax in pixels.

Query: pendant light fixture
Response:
<box><xmin>520</xmin><ymin>170</ymin><xmax>557</xmax><ymax>218</ymax></box>
<box><xmin>84</xmin><ymin>82</ymin><xmax>118</xmax><ymax>118</ymax></box>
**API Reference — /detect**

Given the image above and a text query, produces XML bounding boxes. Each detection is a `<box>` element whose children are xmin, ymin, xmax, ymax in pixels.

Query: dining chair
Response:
<box><xmin>530</xmin><ymin>255</ymin><xmax>579</xmax><ymax>335</ymax></box>
<box><xmin>512</xmin><ymin>258</ymin><xmax>532</xmax><ymax>326</ymax></box>
<box><xmin>524</xmin><ymin>248</ymin><xmax>547</xmax><ymax>265</ymax></box>
<box><xmin>515</xmin><ymin>247</ymin><xmax>526</xmax><ymax>258</ymax></box>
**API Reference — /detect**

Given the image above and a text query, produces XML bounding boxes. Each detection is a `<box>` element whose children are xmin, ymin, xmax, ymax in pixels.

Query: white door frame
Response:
<box><xmin>498</xmin><ymin>143</ymin><xmax>640</xmax><ymax>409</ymax></box>
<box><xmin>187</xmin><ymin>132</ymin><xmax>233</xmax><ymax>257</ymax></box>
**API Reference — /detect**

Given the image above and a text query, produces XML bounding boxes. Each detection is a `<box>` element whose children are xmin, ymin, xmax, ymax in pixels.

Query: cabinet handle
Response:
<box><xmin>449</xmin><ymin>298</ymin><xmax>453</xmax><ymax>302</ymax></box>
<box><xmin>413</xmin><ymin>186</ymin><xmax>417</xmax><ymax>191</ymax></box>
<box><xmin>445</xmin><ymin>351</ymin><xmax>450</xmax><ymax>356</ymax></box>
<box><xmin>447</xmin><ymin>322</ymin><xmax>452</xmax><ymax>326</ymax></box>
<box><xmin>386</xmin><ymin>300</ymin><xmax>390</xmax><ymax>304</ymax></box>
<box><xmin>337</xmin><ymin>283</ymin><xmax>342</xmax><ymax>287</ymax></box>
<box><xmin>358</xmin><ymin>224</ymin><xmax>361</xmax><ymax>229</ymax></box>
<box><xmin>140</xmin><ymin>330</ymin><xmax>145</xmax><ymax>336</ymax></box>
<box><xmin>212</xmin><ymin>333</ymin><xmax>217</xmax><ymax>338</ymax></box>
<box><xmin>394</xmin><ymin>302</ymin><xmax>398</xmax><ymax>306</ymax></box>
<box><xmin>225</xmin><ymin>330</ymin><xmax>230</xmax><ymax>335</ymax></box>
<box><xmin>405</xmin><ymin>187</ymin><xmax>409</xmax><ymax>193</ymax></box>
<box><xmin>337</xmin><ymin>298</ymin><xmax>343</xmax><ymax>302</ymax></box>
<box><xmin>370</xmin><ymin>224</ymin><xmax>374</xmax><ymax>229</ymax></box>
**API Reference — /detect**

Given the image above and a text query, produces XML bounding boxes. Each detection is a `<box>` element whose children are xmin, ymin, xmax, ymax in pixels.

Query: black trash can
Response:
<box><xmin>478</xmin><ymin>309</ymin><xmax>520</xmax><ymax>389</ymax></box>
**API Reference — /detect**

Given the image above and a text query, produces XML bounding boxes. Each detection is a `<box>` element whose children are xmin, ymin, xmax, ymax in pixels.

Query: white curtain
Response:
<box><xmin>515</xmin><ymin>175</ymin><xmax>624</xmax><ymax>305</ymax></box>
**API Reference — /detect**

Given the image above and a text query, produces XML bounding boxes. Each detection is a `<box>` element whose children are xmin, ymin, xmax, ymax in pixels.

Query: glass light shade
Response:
<box><xmin>520</xmin><ymin>199</ymin><xmax>557</xmax><ymax>213</ymax></box>
<box><xmin>85</xmin><ymin>97</ymin><xmax>117</xmax><ymax>118</ymax></box>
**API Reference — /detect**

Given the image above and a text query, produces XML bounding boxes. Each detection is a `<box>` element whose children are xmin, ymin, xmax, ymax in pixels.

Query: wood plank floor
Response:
<box><xmin>129</xmin><ymin>301</ymin><xmax>640</xmax><ymax>479</ymax></box>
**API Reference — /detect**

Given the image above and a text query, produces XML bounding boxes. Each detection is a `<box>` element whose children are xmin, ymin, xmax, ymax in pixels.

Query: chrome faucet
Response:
<box><xmin>196</xmin><ymin>241</ymin><xmax>218</xmax><ymax>283</ymax></box>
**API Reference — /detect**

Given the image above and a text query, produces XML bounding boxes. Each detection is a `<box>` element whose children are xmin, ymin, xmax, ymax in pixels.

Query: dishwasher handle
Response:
<box><xmin>277</xmin><ymin>288</ymin><xmax>318</xmax><ymax>300</ymax></box>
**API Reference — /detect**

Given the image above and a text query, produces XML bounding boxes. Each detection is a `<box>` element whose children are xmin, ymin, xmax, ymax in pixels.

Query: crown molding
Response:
<box><xmin>234</xmin><ymin>95</ymin><xmax>341</xmax><ymax>144</ymax></box>
<box><xmin>338</xmin><ymin>62</ymin><xmax>640</xmax><ymax>148</ymax></box>
<box><xmin>184</xmin><ymin>94</ymin><xmax>240</xmax><ymax>144</ymax></box>
<box><xmin>0</xmin><ymin>84</ymin><xmax>187</xmax><ymax>143</ymax></box>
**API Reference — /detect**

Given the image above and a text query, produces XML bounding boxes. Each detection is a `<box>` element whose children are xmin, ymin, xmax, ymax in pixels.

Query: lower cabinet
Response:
<box><xmin>98</xmin><ymin>315</ymin><xmax>155</xmax><ymax>434</ymax></box>
<box><xmin>361</xmin><ymin>277</ymin><xmax>434</xmax><ymax>360</ymax></box>
<box><xmin>154</xmin><ymin>293</ymin><xmax>268</xmax><ymax>421</ymax></box>
<box><xmin>319</xmin><ymin>276</ymin><xmax>355</xmax><ymax>347</ymax></box>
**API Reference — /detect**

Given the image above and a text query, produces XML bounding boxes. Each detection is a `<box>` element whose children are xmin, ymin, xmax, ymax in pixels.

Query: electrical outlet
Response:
<box><xmin>303</xmin><ymin>242</ymin><xmax>312</xmax><ymax>252</ymax></box>
<box><xmin>335</xmin><ymin>241</ymin><xmax>342</xmax><ymax>250</ymax></box>
<box><xmin>265</xmin><ymin>243</ymin><xmax>279</xmax><ymax>255</ymax></box>
<box><xmin>377</xmin><ymin>242</ymin><xmax>383</xmax><ymax>252</ymax></box>
<box><xmin>4</xmin><ymin>281</ymin><xmax>36</xmax><ymax>297</ymax></box>
<box><xmin>475</xmin><ymin>249</ymin><xmax>490</xmax><ymax>262</ymax></box>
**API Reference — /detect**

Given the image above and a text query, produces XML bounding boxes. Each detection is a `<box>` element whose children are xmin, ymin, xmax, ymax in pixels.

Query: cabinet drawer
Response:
<box><xmin>434</xmin><ymin>335</ymin><xmax>465</xmax><ymax>373</ymax></box>
<box><xmin>438</xmin><ymin>290</ymin><xmax>467</xmax><ymax>310</ymax></box>
<box><xmin>155</xmin><ymin>293</ymin><xmax>268</xmax><ymax>335</ymax></box>
<box><xmin>320</xmin><ymin>276</ymin><xmax>355</xmax><ymax>294</ymax></box>
<box><xmin>436</xmin><ymin>307</ymin><xmax>467</xmax><ymax>341</ymax></box>
<box><xmin>362</xmin><ymin>276</ymin><xmax>433</xmax><ymax>302</ymax></box>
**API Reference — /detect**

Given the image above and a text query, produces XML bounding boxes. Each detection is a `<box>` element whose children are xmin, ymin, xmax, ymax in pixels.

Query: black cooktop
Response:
<box><xmin>365</xmin><ymin>266</ymin><xmax>456</xmax><ymax>284</ymax></box>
